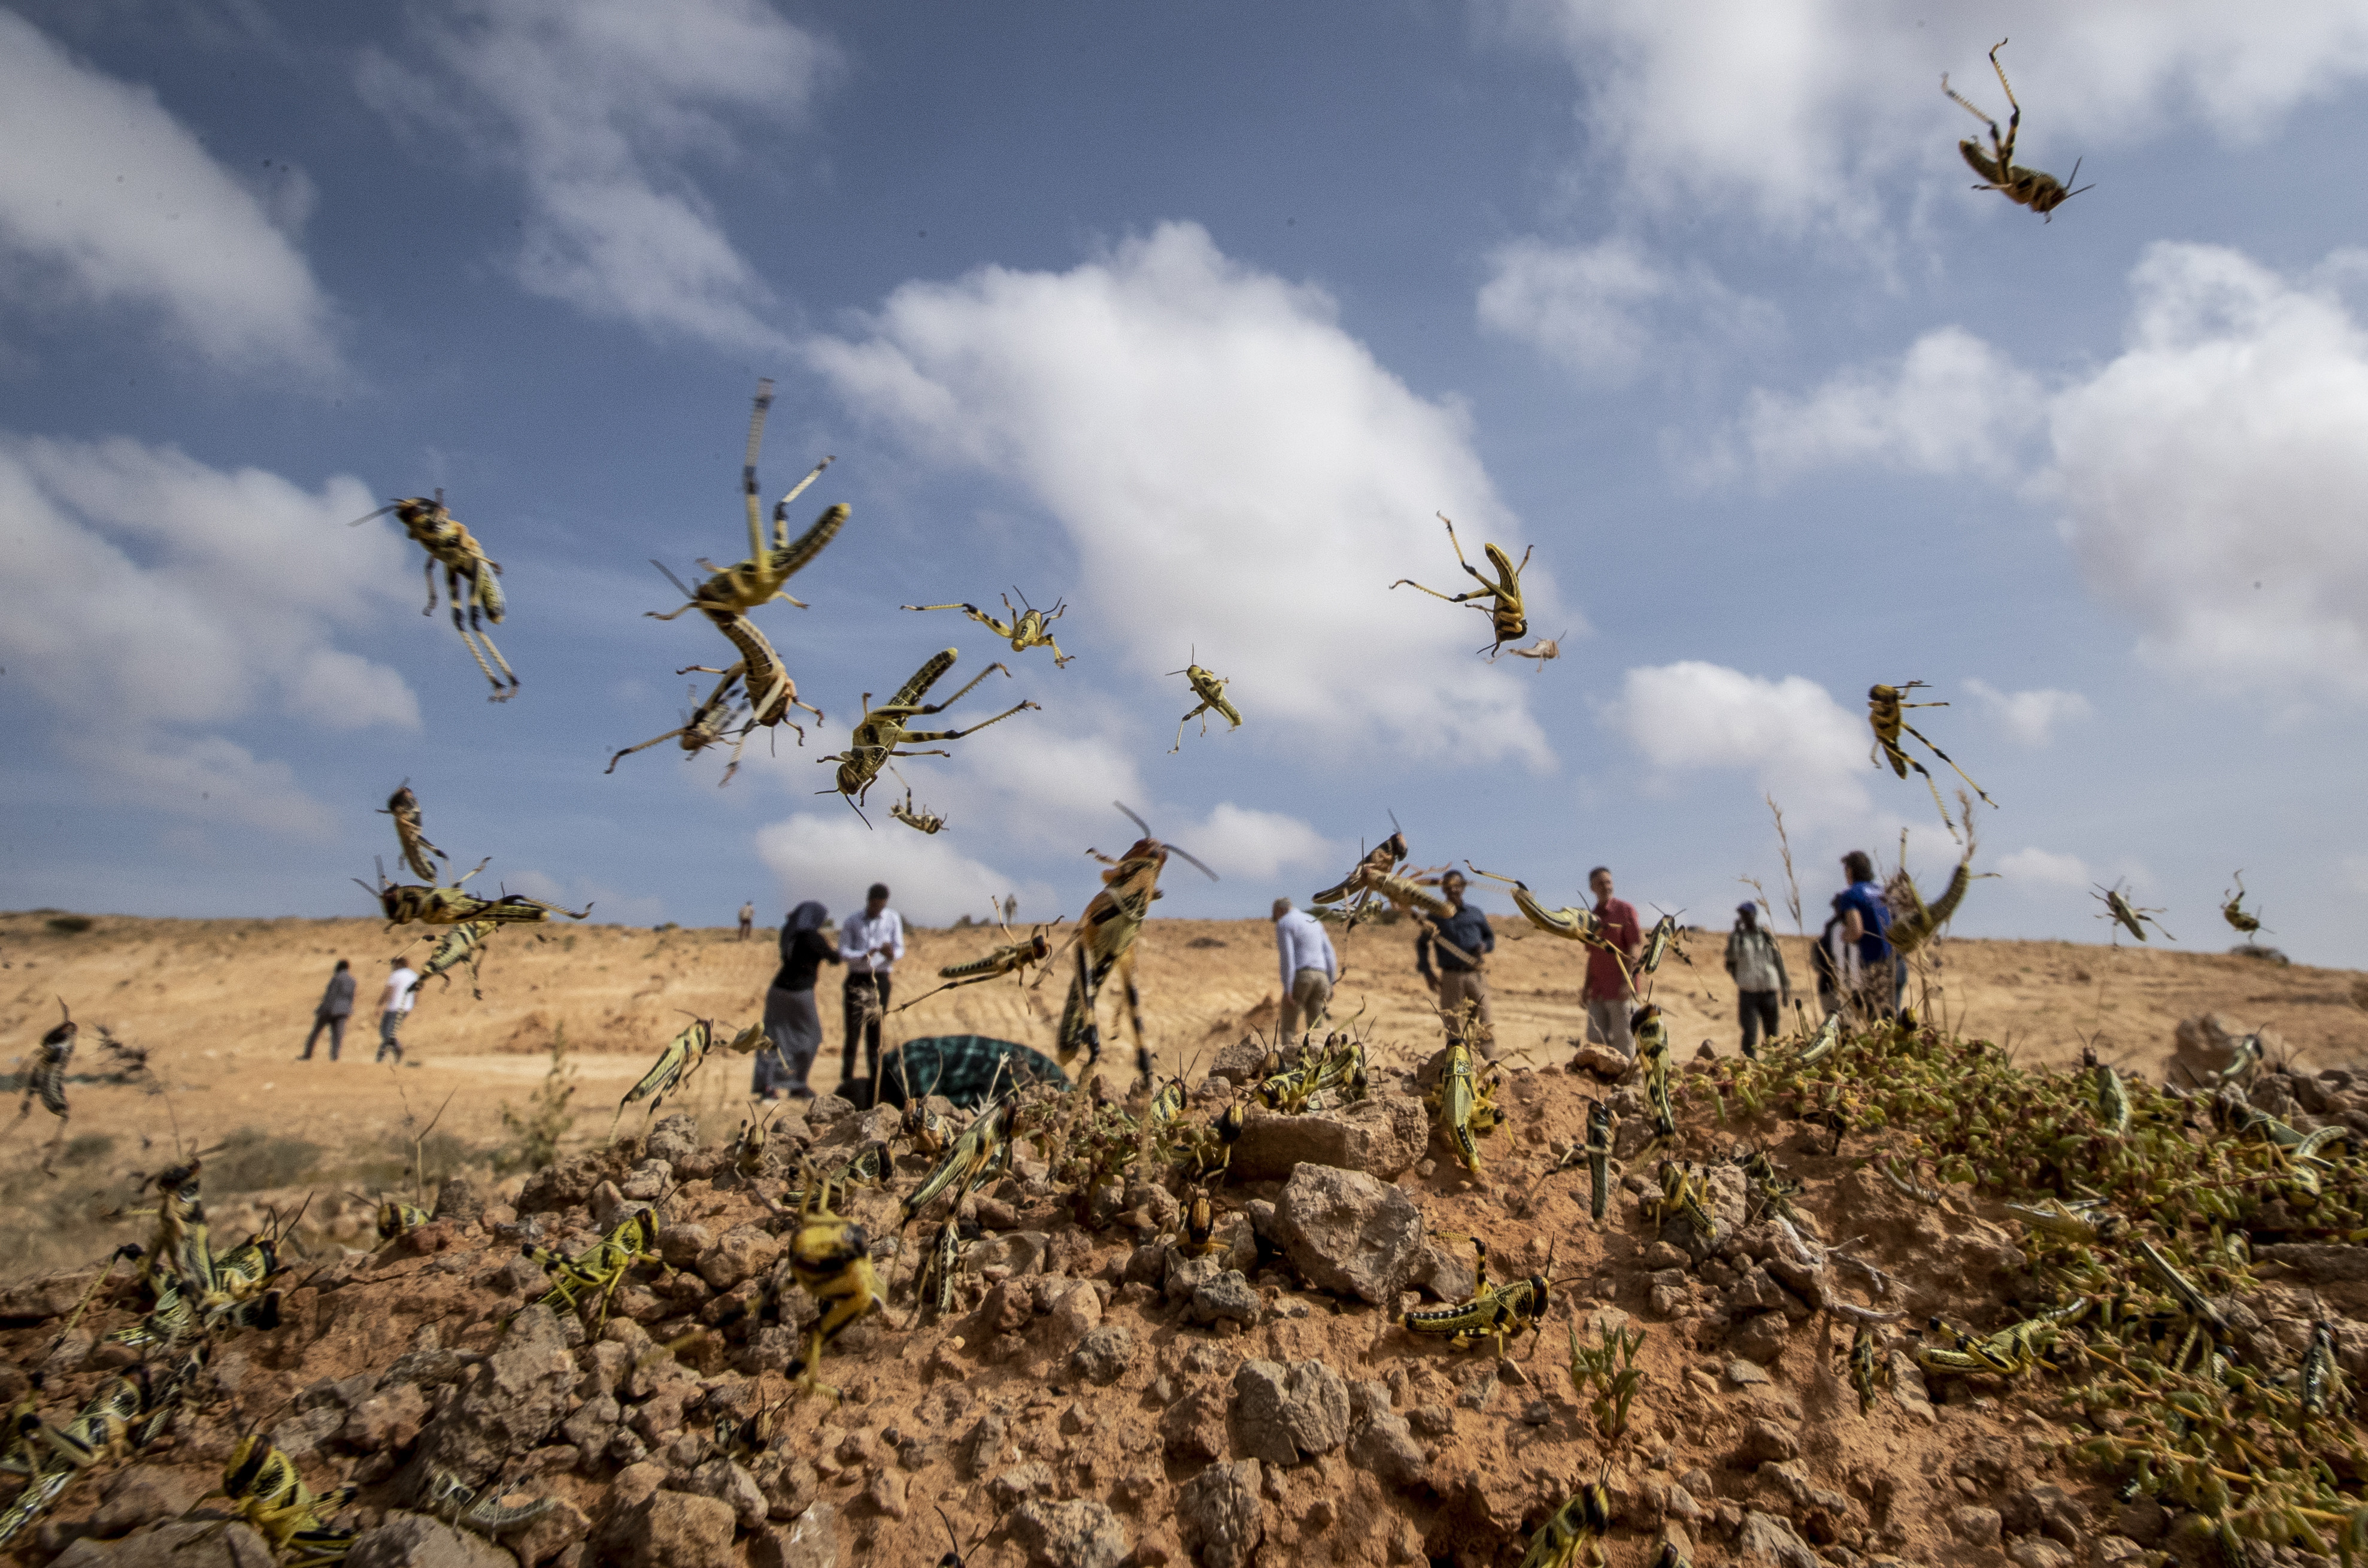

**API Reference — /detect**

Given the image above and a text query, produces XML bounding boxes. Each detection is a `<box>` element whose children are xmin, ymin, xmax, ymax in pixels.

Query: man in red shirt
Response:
<box><xmin>1581</xmin><ymin>866</ymin><xmax>1645</xmax><ymax>1057</ymax></box>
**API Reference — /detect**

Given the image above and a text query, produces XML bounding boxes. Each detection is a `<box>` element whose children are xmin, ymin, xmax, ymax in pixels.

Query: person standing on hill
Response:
<box><xmin>760</xmin><ymin>902</ymin><xmax>839</xmax><ymax>1099</ymax></box>
<box><xmin>1272</xmin><ymin>898</ymin><xmax>1338</xmax><ymax>1040</ymax></box>
<box><xmin>1415</xmin><ymin>870</ymin><xmax>1496</xmax><ymax>1055</ymax></box>
<box><xmin>1580</xmin><ymin>866</ymin><xmax>1645</xmax><ymax>1057</ymax></box>
<box><xmin>374</xmin><ymin>956</ymin><xmax>419</xmax><ymax>1064</ymax></box>
<box><xmin>1836</xmin><ymin>850</ymin><xmax>1900</xmax><ymax>1017</ymax></box>
<box><xmin>840</xmin><ymin>882</ymin><xmax>905</xmax><ymax>1103</ymax></box>
<box><xmin>737</xmin><ymin>901</ymin><xmax>755</xmax><ymax>941</ymax></box>
<box><xmin>1723</xmin><ymin>903</ymin><xmax>1791</xmax><ymax>1059</ymax></box>
<box><xmin>299</xmin><ymin>959</ymin><xmax>355</xmax><ymax>1061</ymax></box>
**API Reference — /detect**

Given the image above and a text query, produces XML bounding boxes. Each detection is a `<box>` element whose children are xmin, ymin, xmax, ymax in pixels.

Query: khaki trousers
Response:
<box><xmin>1585</xmin><ymin>997</ymin><xmax>1636</xmax><ymax>1057</ymax></box>
<box><xmin>1279</xmin><ymin>968</ymin><xmax>1333</xmax><ymax>1039</ymax></box>
<box><xmin>1436</xmin><ymin>969</ymin><xmax>1493</xmax><ymax>1053</ymax></box>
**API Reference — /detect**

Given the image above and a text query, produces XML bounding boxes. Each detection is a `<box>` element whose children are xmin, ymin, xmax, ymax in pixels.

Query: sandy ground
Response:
<box><xmin>4</xmin><ymin>909</ymin><xmax>2363</xmax><ymax>1201</ymax></box>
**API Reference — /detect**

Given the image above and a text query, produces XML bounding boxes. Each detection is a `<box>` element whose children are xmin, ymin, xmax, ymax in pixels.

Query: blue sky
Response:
<box><xmin>2</xmin><ymin>1</ymin><xmax>2365</xmax><ymax>965</ymax></box>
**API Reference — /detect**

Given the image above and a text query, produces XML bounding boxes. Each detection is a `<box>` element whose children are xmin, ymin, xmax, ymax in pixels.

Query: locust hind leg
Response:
<box><xmin>1118</xmin><ymin>947</ymin><xmax>1151</xmax><ymax>1085</ymax></box>
<box><xmin>909</xmin><ymin>657</ymin><xmax>1012</xmax><ymax>717</ymax></box>
<box><xmin>465</xmin><ymin>600</ymin><xmax>521</xmax><ymax>700</ymax></box>
<box><xmin>902</xmin><ymin>700</ymin><xmax>1038</xmax><ymax>745</ymax></box>
<box><xmin>449</xmin><ymin>600</ymin><xmax>508</xmax><ymax>698</ymax></box>
<box><xmin>1897</xmin><ymin>721</ymin><xmax>1994</xmax><ymax>808</ymax></box>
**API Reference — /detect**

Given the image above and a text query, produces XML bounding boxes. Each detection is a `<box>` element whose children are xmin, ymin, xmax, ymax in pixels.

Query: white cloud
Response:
<box><xmin>1476</xmin><ymin>235</ymin><xmax>1778</xmax><ymax>384</ymax></box>
<box><xmin>1741</xmin><ymin>327</ymin><xmax>2042</xmax><ymax>478</ymax></box>
<box><xmin>362</xmin><ymin>0</ymin><xmax>838</xmax><ymax>350</ymax></box>
<box><xmin>1963</xmin><ymin>679</ymin><xmax>2092</xmax><ymax>747</ymax></box>
<box><xmin>2048</xmin><ymin>244</ymin><xmax>2368</xmax><ymax>696</ymax></box>
<box><xmin>1172</xmin><ymin>803</ymin><xmax>1336</xmax><ymax>882</ymax></box>
<box><xmin>809</xmin><ymin>221</ymin><xmax>1556</xmax><ymax>765</ymax></box>
<box><xmin>505</xmin><ymin>869</ymin><xmax>661</xmax><ymax>926</ymax></box>
<box><xmin>1513</xmin><ymin>0</ymin><xmax>2368</xmax><ymax>236</ymax></box>
<box><xmin>754</xmin><ymin>813</ymin><xmax>1049</xmax><ymax>928</ymax></box>
<box><xmin>0</xmin><ymin>435</ymin><xmax>419</xmax><ymax>835</ymax></box>
<box><xmin>1997</xmin><ymin>846</ymin><xmax>2091</xmax><ymax>892</ymax></box>
<box><xmin>0</xmin><ymin>11</ymin><xmax>338</xmax><ymax>371</ymax></box>
<box><xmin>1602</xmin><ymin>660</ymin><xmax>1868</xmax><ymax>827</ymax></box>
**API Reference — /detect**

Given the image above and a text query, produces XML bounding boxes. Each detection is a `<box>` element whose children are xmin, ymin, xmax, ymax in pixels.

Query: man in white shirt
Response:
<box><xmin>839</xmin><ymin>882</ymin><xmax>905</xmax><ymax>1101</ymax></box>
<box><xmin>375</xmin><ymin>957</ymin><xmax>419</xmax><ymax>1064</ymax></box>
<box><xmin>1272</xmin><ymin>898</ymin><xmax>1339</xmax><ymax>1041</ymax></box>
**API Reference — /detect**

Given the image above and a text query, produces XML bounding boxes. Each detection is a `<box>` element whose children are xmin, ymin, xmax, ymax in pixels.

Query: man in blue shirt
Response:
<box><xmin>1415</xmin><ymin>871</ymin><xmax>1497</xmax><ymax>1056</ymax></box>
<box><xmin>1835</xmin><ymin>850</ymin><xmax>1902</xmax><ymax>1017</ymax></box>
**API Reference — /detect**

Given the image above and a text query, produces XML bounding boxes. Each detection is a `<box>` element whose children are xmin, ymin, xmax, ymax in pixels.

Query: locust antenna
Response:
<box><xmin>347</xmin><ymin>502</ymin><xmax>401</xmax><ymax>527</ymax></box>
<box><xmin>1165</xmin><ymin>843</ymin><xmax>1220</xmax><ymax>882</ymax></box>
<box><xmin>1113</xmin><ymin>800</ymin><xmax>1151</xmax><ymax>838</ymax></box>
<box><xmin>648</xmin><ymin>559</ymin><xmax>699</xmax><ymax>602</ymax></box>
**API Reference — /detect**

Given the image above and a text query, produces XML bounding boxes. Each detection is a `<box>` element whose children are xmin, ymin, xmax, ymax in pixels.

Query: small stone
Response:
<box><xmin>2008</xmin><ymin>1539</ymin><xmax>2075</xmax><ymax>1568</ymax></box>
<box><xmin>1409</xmin><ymin>1403</ymin><xmax>1453</xmax><ymax>1438</ymax></box>
<box><xmin>1269</xmin><ymin>1164</ymin><xmax>1424</xmax><ymax>1304</ymax></box>
<box><xmin>751</xmin><ymin>1502</ymin><xmax>841</xmax><ymax>1568</ymax></box>
<box><xmin>1177</xmin><ymin>1459</ymin><xmax>1265</xmax><ymax>1568</ymax></box>
<box><xmin>805</xmin><ymin>1094</ymin><xmax>855</xmax><ymax>1125</ymax></box>
<box><xmin>1066</xmin><ymin>1325</ymin><xmax>1135</xmax><ymax>1387</ymax></box>
<box><xmin>1188</xmin><ymin>1272</ymin><xmax>1261</xmax><ymax>1327</ymax></box>
<box><xmin>1730</xmin><ymin>1313</ymin><xmax>1789</xmax><ymax>1365</ymax></box>
<box><xmin>90</xmin><ymin>1467</ymin><xmax>213</xmax><ymax>1537</ymax></box>
<box><xmin>432</xmin><ymin>1175</ymin><xmax>486</xmax><ymax>1224</ymax></box>
<box><xmin>697</xmin><ymin>1226</ymin><xmax>782</xmax><ymax>1291</ymax></box>
<box><xmin>1572</xmin><ymin>1042</ymin><xmax>1632</xmax><ymax>1079</ymax></box>
<box><xmin>1348</xmin><ymin>1401</ymin><xmax>1427</xmax><ymax>1487</ymax></box>
<box><xmin>865</xmin><ymin>1467</ymin><xmax>909</xmax><ymax>1521</ymax></box>
<box><xmin>1952</xmin><ymin>1506</ymin><xmax>2003</xmax><ymax>1547</ymax></box>
<box><xmin>1047</xmin><ymin>1279</ymin><xmax>1102</xmax><ymax>1342</ymax></box>
<box><xmin>1736</xmin><ymin>1510</ymin><xmax>1821</xmax><ymax>1568</ymax></box>
<box><xmin>646</xmin><ymin>1112</ymin><xmax>700</xmax><ymax>1164</ymax></box>
<box><xmin>989</xmin><ymin>1463</ymin><xmax>1058</xmax><ymax>1508</ymax></box>
<box><xmin>1520</xmin><ymin>1400</ymin><xmax>1554</xmax><ymax>1426</ymax></box>
<box><xmin>1010</xmin><ymin>1498</ymin><xmax>1130</xmax><ymax>1568</ymax></box>
<box><xmin>688</xmin><ymin>1458</ymin><xmax>768</xmax><ymax>1530</ymax></box>
<box><xmin>345</xmin><ymin>1512</ymin><xmax>517</xmax><ymax>1568</ymax></box>
<box><xmin>976</xmin><ymin>1197</ymin><xmax>1020</xmax><ymax>1230</ymax></box>
<box><xmin>1738</xmin><ymin>1420</ymin><xmax>1797</xmax><ymax>1465</ymax></box>
<box><xmin>1230</xmin><ymin>1359</ymin><xmax>1350</xmax><ymax>1467</ymax></box>
<box><xmin>1724</xmin><ymin>1359</ymin><xmax>1770</xmax><ymax>1387</ymax></box>
<box><xmin>50</xmin><ymin>1522</ymin><xmax>274</xmax><ymax>1568</ymax></box>
<box><xmin>1159</xmin><ymin>1382</ymin><xmax>1230</xmax><ymax>1461</ymax></box>
<box><xmin>2094</xmin><ymin>1536</ymin><xmax>2143</xmax><ymax>1564</ymax></box>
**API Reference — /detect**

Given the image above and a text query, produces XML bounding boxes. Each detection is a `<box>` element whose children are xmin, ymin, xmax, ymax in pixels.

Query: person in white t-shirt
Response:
<box><xmin>838</xmin><ymin>882</ymin><xmax>905</xmax><ymax>1103</ymax></box>
<box><xmin>375</xmin><ymin>957</ymin><xmax>420</xmax><ymax>1064</ymax></box>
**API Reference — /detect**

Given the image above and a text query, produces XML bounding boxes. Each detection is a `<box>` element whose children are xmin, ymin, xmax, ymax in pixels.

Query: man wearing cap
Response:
<box><xmin>1272</xmin><ymin>898</ymin><xmax>1339</xmax><ymax>1040</ymax></box>
<box><xmin>1724</xmin><ymin>900</ymin><xmax>1791</xmax><ymax>1059</ymax></box>
<box><xmin>1580</xmin><ymin>866</ymin><xmax>1645</xmax><ymax>1057</ymax></box>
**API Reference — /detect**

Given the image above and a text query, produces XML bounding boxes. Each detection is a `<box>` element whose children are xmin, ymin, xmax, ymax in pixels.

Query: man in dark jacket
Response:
<box><xmin>1415</xmin><ymin>871</ymin><xmax>1497</xmax><ymax>1056</ymax></box>
<box><xmin>301</xmin><ymin>959</ymin><xmax>355</xmax><ymax>1061</ymax></box>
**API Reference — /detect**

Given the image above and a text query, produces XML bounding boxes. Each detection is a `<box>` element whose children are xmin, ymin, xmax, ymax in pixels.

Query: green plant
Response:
<box><xmin>1568</xmin><ymin>1322</ymin><xmax>1648</xmax><ymax>1440</ymax></box>
<box><xmin>499</xmin><ymin>1027</ymin><xmax>578</xmax><ymax>1174</ymax></box>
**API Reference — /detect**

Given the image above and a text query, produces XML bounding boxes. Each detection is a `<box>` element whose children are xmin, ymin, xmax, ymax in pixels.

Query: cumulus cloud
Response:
<box><xmin>1602</xmin><ymin>660</ymin><xmax>1869</xmax><ymax>827</ymax></box>
<box><xmin>1997</xmin><ymin>846</ymin><xmax>2092</xmax><ymax>892</ymax></box>
<box><xmin>756</xmin><ymin>812</ymin><xmax>1048</xmax><ymax>928</ymax></box>
<box><xmin>0</xmin><ymin>435</ymin><xmax>419</xmax><ymax>836</ymax></box>
<box><xmin>2048</xmin><ymin>244</ymin><xmax>2368</xmax><ymax>696</ymax></box>
<box><xmin>1740</xmin><ymin>327</ymin><xmax>2042</xmax><ymax>478</ymax></box>
<box><xmin>1476</xmin><ymin>235</ymin><xmax>1778</xmax><ymax>384</ymax></box>
<box><xmin>1512</xmin><ymin>0</ymin><xmax>2368</xmax><ymax>236</ymax></box>
<box><xmin>1963</xmin><ymin>680</ymin><xmax>2092</xmax><ymax>747</ymax></box>
<box><xmin>362</xmin><ymin>0</ymin><xmax>837</xmax><ymax>350</ymax></box>
<box><xmin>1171</xmin><ymin>803</ymin><xmax>1336</xmax><ymax>882</ymax></box>
<box><xmin>0</xmin><ymin>11</ymin><xmax>338</xmax><ymax>371</ymax></box>
<box><xmin>809</xmin><ymin>221</ymin><xmax>1556</xmax><ymax>765</ymax></box>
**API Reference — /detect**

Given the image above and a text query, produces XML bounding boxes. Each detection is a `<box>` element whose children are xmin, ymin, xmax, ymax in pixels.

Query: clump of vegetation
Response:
<box><xmin>208</xmin><ymin>1126</ymin><xmax>324</xmax><ymax>1192</ymax></box>
<box><xmin>1567</xmin><ymin>1322</ymin><xmax>1648</xmax><ymax>1440</ymax></box>
<box><xmin>498</xmin><ymin>1027</ymin><xmax>578</xmax><ymax>1174</ymax></box>
<box><xmin>45</xmin><ymin>915</ymin><xmax>93</xmax><ymax>935</ymax></box>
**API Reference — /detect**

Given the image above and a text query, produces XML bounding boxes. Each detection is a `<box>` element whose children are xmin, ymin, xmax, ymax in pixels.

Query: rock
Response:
<box><xmin>1229</xmin><ymin>1098</ymin><xmax>1430</xmax><ymax>1182</ymax></box>
<box><xmin>752</xmin><ymin>1503</ymin><xmax>840</xmax><ymax>1568</ymax></box>
<box><xmin>989</xmin><ymin>1463</ymin><xmax>1059</xmax><ymax>1508</ymax></box>
<box><xmin>1612</xmin><ymin>1118</ymin><xmax>1655</xmax><ymax>1160</ymax></box>
<box><xmin>1570</xmin><ymin>1042</ymin><xmax>1632</xmax><ymax>1079</ymax></box>
<box><xmin>1952</xmin><ymin>1506</ymin><xmax>2003</xmax><ymax>1547</ymax></box>
<box><xmin>340</xmin><ymin>1384</ymin><xmax>430</xmax><ymax>1454</ymax></box>
<box><xmin>1047</xmin><ymin>1279</ymin><xmax>1102</xmax><ymax>1342</ymax></box>
<box><xmin>346</xmin><ymin>1512</ymin><xmax>517</xmax><ymax>1568</ymax></box>
<box><xmin>2009</xmin><ymin>1539</ymin><xmax>2075</xmax><ymax>1568</ymax></box>
<box><xmin>1738</xmin><ymin>1420</ymin><xmax>1797</xmax><ymax>1464</ymax></box>
<box><xmin>2006</xmin><ymin>1484</ymin><xmax>2085</xmax><ymax>1548</ymax></box>
<box><xmin>409</xmin><ymin>1304</ymin><xmax>575</xmax><ymax>1483</ymax></box>
<box><xmin>49</xmin><ymin>1522</ymin><xmax>273</xmax><ymax>1568</ymax></box>
<box><xmin>1208</xmin><ymin>1038</ymin><xmax>1273</xmax><ymax>1086</ymax></box>
<box><xmin>600</xmin><ymin>1490</ymin><xmax>738</xmax><ymax>1568</ymax></box>
<box><xmin>1737</xmin><ymin>1511</ymin><xmax>1824</xmax><ymax>1568</ymax></box>
<box><xmin>1730</xmin><ymin>1313</ymin><xmax>1789</xmax><ymax>1365</ymax></box>
<box><xmin>2114</xmin><ymin>1499</ymin><xmax>2167</xmax><ymax>1545</ymax></box>
<box><xmin>814</xmin><ymin>1105</ymin><xmax>900</xmax><ymax>1150</ymax></box>
<box><xmin>587</xmin><ymin>1181</ymin><xmax>647</xmax><ymax>1233</ymax></box>
<box><xmin>689</xmin><ymin>1458</ymin><xmax>769</xmax><ymax>1530</ymax></box>
<box><xmin>1231</xmin><ymin>1359</ymin><xmax>1350</xmax><ymax>1466</ymax></box>
<box><xmin>1011</xmin><ymin>1499</ymin><xmax>1130</xmax><ymax>1568</ymax></box>
<box><xmin>865</xmin><ymin>1468</ymin><xmax>908</xmax><ymax>1520</ymax></box>
<box><xmin>1188</xmin><ymin>1272</ymin><xmax>1261</xmax><ymax>1327</ymax></box>
<box><xmin>1347</xmin><ymin>1403</ymin><xmax>1427</xmax><ymax>1487</ymax></box>
<box><xmin>1724</xmin><ymin>1359</ymin><xmax>1770</xmax><ymax>1387</ymax></box>
<box><xmin>647</xmin><ymin>1112</ymin><xmax>700</xmax><ymax>1164</ymax></box>
<box><xmin>973</xmin><ymin>1231</ymin><xmax>1051</xmax><ymax>1275</ymax></box>
<box><xmin>2095</xmin><ymin>1536</ymin><xmax>2144</xmax><ymax>1564</ymax></box>
<box><xmin>1269</xmin><ymin>1164</ymin><xmax>1423</xmax><ymax>1303</ymax></box>
<box><xmin>2255</xmin><ymin>1243</ymin><xmax>2368</xmax><ymax>1282</ymax></box>
<box><xmin>958</xmin><ymin>1412</ymin><xmax>1008</xmax><ymax>1479</ymax></box>
<box><xmin>805</xmin><ymin>1094</ymin><xmax>855</xmax><ymax>1125</ymax></box>
<box><xmin>1066</xmin><ymin>1325</ymin><xmax>1135</xmax><ymax>1386</ymax></box>
<box><xmin>432</xmin><ymin>1175</ymin><xmax>486</xmax><ymax>1224</ymax></box>
<box><xmin>1178</xmin><ymin>1459</ymin><xmax>1265</xmax><ymax>1568</ymax></box>
<box><xmin>1408</xmin><ymin>1239</ymin><xmax>1476</xmax><ymax>1303</ymax></box>
<box><xmin>697</xmin><ymin>1226</ymin><xmax>782</xmax><ymax>1291</ymax></box>
<box><xmin>513</xmin><ymin>1499</ymin><xmax>592</xmax><ymax>1567</ymax></box>
<box><xmin>657</xmin><ymin>1222</ymin><xmax>715</xmax><ymax>1270</ymax></box>
<box><xmin>1159</xmin><ymin>1382</ymin><xmax>1230</xmax><ymax>1461</ymax></box>
<box><xmin>759</xmin><ymin>1456</ymin><xmax>820</xmax><ymax>1521</ymax></box>
<box><xmin>88</xmin><ymin>1467</ymin><xmax>213</xmax><ymax>1537</ymax></box>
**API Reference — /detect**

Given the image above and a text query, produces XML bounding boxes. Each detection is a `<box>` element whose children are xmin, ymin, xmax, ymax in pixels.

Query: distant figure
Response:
<box><xmin>1581</xmin><ymin>866</ymin><xmax>1645</xmax><ymax>1057</ymax></box>
<box><xmin>1723</xmin><ymin>903</ymin><xmax>1791</xmax><ymax>1059</ymax></box>
<box><xmin>760</xmin><ymin>902</ymin><xmax>839</xmax><ymax>1099</ymax></box>
<box><xmin>300</xmin><ymin>959</ymin><xmax>355</xmax><ymax>1061</ymax></box>
<box><xmin>1836</xmin><ymin>851</ymin><xmax>1900</xmax><ymax>1017</ymax></box>
<box><xmin>1812</xmin><ymin>894</ymin><xmax>1849</xmax><ymax>1018</ymax></box>
<box><xmin>1272</xmin><ymin>898</ymin><xmax>1339</xmax><ymax>1040</ymax></box>
<box><xmin>841</xmin><ymin>882</ymin><xmax>905</xmax><ymax>1105</ymax></box>
<box><xmin>375</xmin><ymin>957</ymin><xmax>419</xmax><ymax>1064</ymax></box>
<box><xmin>1415</xmin><ymin>870</ymin><xmax>1496</xmax><ymax>1054</ymax></box>
<box><xmin>737</xmin><ymin>901</ymin><xmax>755</xmax><ymax>941</ymax></box>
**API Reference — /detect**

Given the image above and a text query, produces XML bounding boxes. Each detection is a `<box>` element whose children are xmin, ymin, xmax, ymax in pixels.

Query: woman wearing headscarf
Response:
<box><xmin>759</xmin><ymin>902</ymin><xmax>840</xmax><ymax>1099</ymax></box>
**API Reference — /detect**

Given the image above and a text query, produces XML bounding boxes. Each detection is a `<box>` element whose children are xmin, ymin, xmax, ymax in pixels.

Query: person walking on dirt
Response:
<box><xmin>1272</xmin><ymin>898</ymin><xmax>1338</xmax><ymax>1039</ymax></box>
<box><xmin>760</xmin><ymin>902</ymin><xmax>840</xmax><ymax>1099</ymax></box>
<box><xmin>299</xmin><ymin>959</ymin><xmax>356</xmax><ymax>1061</ymax></box>
<box><xmin>1836</xmin><ymin>850</ymin><xmax>1900</xmax><ymax>1017</ymax></box>
<box><xmin>1581</xmin><ymin>866</ymin><xmax>1645</xmax><ymax>1057</ymax></box>
<box><xmin>374</xmin><ymin>957</ymin><xmax>419</xmax><ymax>1064</ymax></box>
<box><xmin>737</xmin><ymin>901</ymin><xmax>755</xmax><ymax>941</ymax></box>
<box><xmin>1415</xmin><ymin>870</ymin><xmax>1496</xmax><ymax>1054</ymax></box>
<box><xmin>1723</xmin><ymin>903</ymin><xmax>1791</xmax><ymax>1059</ymax></box>
<box><xmin>839</xmin><ymin>882</ymin><xmax>905</xmax><ymax>1105</ymax></box>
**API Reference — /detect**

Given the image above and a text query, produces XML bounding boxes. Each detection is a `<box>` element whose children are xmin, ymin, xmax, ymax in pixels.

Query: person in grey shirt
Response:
<box><xmin>1723</xmin><ymin>903</ymin><xmax>1791</xmax><ymax>1059</ymax></box>
<box><xmin>1271</xmin><ymin>899</ymin><xmax>1339</xmax><ymax>1039</ymax></box>
<box><xmin>300</xmin><ymin>959</ymin><xmax>356</xmax><ymax>1061</ymax></box>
